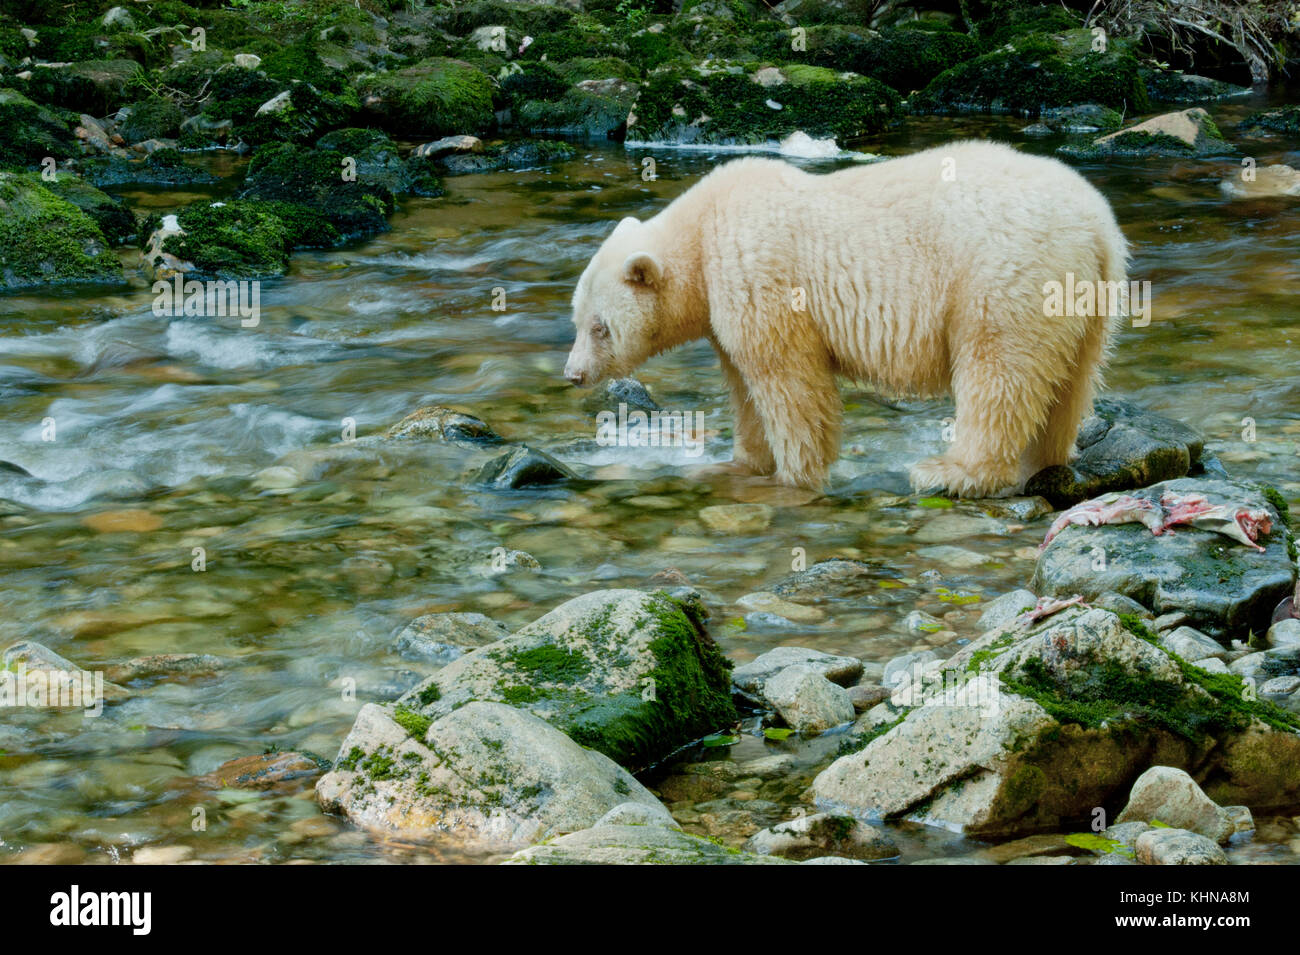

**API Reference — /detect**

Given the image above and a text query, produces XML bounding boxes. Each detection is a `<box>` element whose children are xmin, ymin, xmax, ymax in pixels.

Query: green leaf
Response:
<box><xmin>763</xmin><ymin>727</ymin><xmax>794</xmax><ymax>740</ymax></box>
<box><xmin>700</xmin><ymin>733</ymin><xmax>740</xmax><ymax>747</ymax></box>
<box><xmin>917</xmin><ymin>496</ymin><xmax>954</xmax><ymax>509</ymax></box>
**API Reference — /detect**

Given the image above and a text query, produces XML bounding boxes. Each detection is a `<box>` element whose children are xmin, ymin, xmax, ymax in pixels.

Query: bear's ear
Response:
<box><xmin>622</xmin><ymin>251</ymin><xmax>662</xmax><ymax>288</ymax></box>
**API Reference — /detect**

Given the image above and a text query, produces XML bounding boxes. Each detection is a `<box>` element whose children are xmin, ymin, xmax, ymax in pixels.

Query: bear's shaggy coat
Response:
<box><xmin>564</xmin><ymin>140</ymin><xmax>1128</xmax><ymax>497</ymax></box>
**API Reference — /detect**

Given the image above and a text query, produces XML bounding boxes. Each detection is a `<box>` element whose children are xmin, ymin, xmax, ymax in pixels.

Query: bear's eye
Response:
<box><xmin>592</xmin><ymin>319</ymin><xmax>609</xmax><ymax>339</ymax></box>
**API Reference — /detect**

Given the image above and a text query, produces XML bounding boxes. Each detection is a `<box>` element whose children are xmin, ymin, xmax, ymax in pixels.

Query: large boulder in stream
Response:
<box><xmin>813</xmin><ymin>607</ymin><xmax>1300</xmax><ymax>839</ymax></box>
<box><xmin>1032</xmin><ymin>477</ymin><xmax>1295</xmax><ymax>639</ymax></box>
<box><xmin>318</xmin><ymin>590</ymin><xmax>736</xmax><ymax>844</ymax></box>
<box><xmin>0</xmin><ymin>172</ymin><xmax>123</xmax><ymax>290</ymax></box>
<box><xmin>317</xmin><ymin>700</ymin><xmax>666</xmax><ymax>848</ymax></box>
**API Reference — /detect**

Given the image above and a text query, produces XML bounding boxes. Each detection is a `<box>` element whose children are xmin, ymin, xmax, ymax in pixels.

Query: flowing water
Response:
<box><xmin>1</xmin><ymin>94</ymin><xmax>1298</xmax><ymax>864</ymax></box>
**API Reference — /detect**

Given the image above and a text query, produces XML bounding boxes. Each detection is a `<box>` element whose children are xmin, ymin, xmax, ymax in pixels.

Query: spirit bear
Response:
<box><xmin>563</xmin><ymin>140</ymin><xmax>1128</xmax><ymax>497</ymax></box>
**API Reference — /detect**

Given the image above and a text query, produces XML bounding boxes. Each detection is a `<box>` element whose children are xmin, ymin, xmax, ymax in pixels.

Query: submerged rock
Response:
<box><xmin>476</xmin><ymin>444</ymin><xmax>576</xmax><ymax>489</ymax></box>
<box><xmin>385</xmin><ymin>405</ymin><xmax>503</xmax><ymax>445</ymax></box>
<box><xmin>394</xmin><ymin>612</ymin><xmax>510</xmax><ymax>665</ymax></box>
<box><xmin>504</xmin><ymin>817</ymin><xmax>790</xmax><ymax>864</ymax></box>
<box><xmin>200</xmin><ymin>751</ymin><xmax>326</xmax><ymax>793</ymax></box>
<box><xmin>745</xmin><ymin>811</ymin><xmax>898</xmax><ymax>861</ymax></box>
<box><xmin>1032</xmin><ymin>477</ymin><xmax>1294</xmax><ymax>638</ymax></box>
<box><xmin>317</xmin><ymin>700</ymin><xmax>663</xmax><ymax>847</ymax></box>
<box><xmin>580</xmin><ymin>377</ymin><xmax>659</xmax><ymax>415</ymax></box>
<box><xmin>813</xmin><ymin>607</ymin><xmax>1300</xmax><ymax>838</ymax></box>
<box><xmin>1219</xmin><ymin>164</ymin><xmax>1300</xmax><ymax>200</ymax></box>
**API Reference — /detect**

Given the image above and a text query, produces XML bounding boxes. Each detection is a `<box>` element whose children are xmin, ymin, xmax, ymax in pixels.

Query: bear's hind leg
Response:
<box><xmin>910</xmin><ymin>366</ymin><xmax>1047</xmax><ymax>498</ymax></box>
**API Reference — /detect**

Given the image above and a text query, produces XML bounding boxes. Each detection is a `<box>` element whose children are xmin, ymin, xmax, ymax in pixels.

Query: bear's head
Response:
<box><xmin>564</xmin><ymin>216</ymin><xmax>666</xmax><ymax>387</ymax></box>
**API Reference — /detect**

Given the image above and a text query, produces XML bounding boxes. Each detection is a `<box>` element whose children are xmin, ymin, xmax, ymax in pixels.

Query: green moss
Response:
<box><xmin>359</xmin><ymin>57</ymin><xmax>495</xmax><ymax>137</ymax></box>
<box><xmin>912</xmin><ymin>30</ymin><xmax>1148</xmax><ymax>117</ymax></box>
<box><xmin>119</xmin><ymin>95</ymin><xmax>184</xmax><ymax>143</ymax></box>
<box><xmin>1241</xmin><ymin>106</ymin><xmax>1300</xmax><ymax>136</ymax></box>
<box><xmin>392</xmin><ymin>704</ymin><xmax>432</xmax><ymax>741</ymax></box>
<box><xmin>241</xmin><ymin>142</ymin><xmax>394</xmax><ymax>240</ymax></box>
<box><xmin>0</xmin><ymin>172</ymin><xmax>122</xmax><ymax>289</ymax></box>
<box><xmin>415</xmin><ymin>682</ymin><xmax>442</xmax><ymax>706</ymax></box>
<box><xmin>999</xmin><ymin>613</ymin><xmax>1300</xmax><ymax>742</ymax></box>
<box><xmin>509</xmin><ymin>644</ymin><xmax>595</xmax><ymax>682</ymax></box>
<box><xmin>0</xmin><ymin>88</ymin><xmax>77</xmax><ymax>170</ymax></box>
<box><xmin>628</xmin><ymin>63</ymin><xmax>901</xmax><ymax>145</ymax></box>
<box><xmin>25</xmin><ymin>171</ymin><xmax>135</xmax><ymax>245</ymax></box>
<box><xmin>164</xmin><ymin>200</ymin><xmax>291</xmax><ymax>280</ymax></box>
<box><xmin>24</xmin><ymin>59</ymin><xmax>145</xmax><ymax>115</ymax></box>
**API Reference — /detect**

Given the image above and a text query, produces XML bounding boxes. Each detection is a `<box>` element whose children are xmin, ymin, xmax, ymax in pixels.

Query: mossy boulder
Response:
<box><xmin>24</xmin><ymin>58</ymin><xmax>144</xmax><ymax>114</ymax></box>
<box><xmin>1059</xmin><ymin>107</ymin><xmax>1233</xmax><ymax>159</ymax></box>
<box><xmin>0</xmin><ymin>87</ymin><xmax>77</xmax><ymax>169</ymax></box>
<box><xmin>118</xmin><ymin>95</ymin><xmax>185</xmax><ymax>143</ymax></box>
<box><xmin>240</xmin><ymin>141</ymin><xmax>395</xmax><ymax>241</ymax></box>
<box><xmin>358</xmin><ymin>57</ymin><xmax>495</xmax><ymax>137</ymax></box>
<box><xmin>626</xmin><ymin>61</ymin><xmax>901</xmax><ymax>146</ymax></box>
<box><xmin>1239</xmin><ymin>105</ymin><xmax>1300</xmax><ymax>137</ymax></box>
<box><xmin>235</xmin><ymin>82</ymin><xmax>360</xmax><ymax>146</ymax></box>
<box><xmin>316</xmin><ymin>700</ymin><xmax>669</xmax><ymax>848</ymax></box>
<box><xmin>814</xmin><ymin>607</ymin><xmax>1300</xmax><ymax>837</ymax></box>
<box><xmin>0</xmin><ymin>171</ymin><xmax>123</xmax><ymax>290</ymax></box>
<box><xmin>437</xmin><ymin>139</ymin><xmax>577</xmax><ymax>175</ymax></box>
<box><xmin>1141</xmin><ymin>69</ymin><xmax>1250</xmax><ymax>104</ymax></box>
<box><xmin>396</xmin><ymin>589</ymin><xmax>737</xmax><ymax>771</ymax></box>
<box><xmin>155</xmin><ymin>201</ymin><xmax>293</xmax><ymax>281</ymax></box>
<box><xmin>314</xmin><ymin>127</ymin><xmax>420</xmax><ymax>196</ymax></box>
<box><xmin>76</xmin><ymin>148</ymin><xmax>218</xmax><ymax>187</ymax></box>
<box><xmin>778</xmin><ymin>23</ymin><xmax>980</xmax><ymax>94</ymax></box>
<box><xmin>516</xmin><ymin>77</ymin><xmax>639</xmax><ymax>138</ymax></box>
<box><xmin>912</xmin><ymin>29</ymin><xmax>1148</xmax><ymax>116</ymax></box>
<box><xmin>30</xmin><ymin>171</ymin><xmax>135</xmax><ymax>244</ymax></box>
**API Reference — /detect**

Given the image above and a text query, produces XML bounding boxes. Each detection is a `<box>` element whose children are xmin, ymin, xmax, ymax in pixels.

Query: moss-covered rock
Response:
<box><xmin>1031</xmin><ymin>477</ymin><xmax>1293</xmax><ymax>639</ymax></box>
<box><xmin>1240</xmin><ymin>105</ymin><xmax>1300</xmax><ymax>136</ymax></box>
<box><xmin>24</xmin><ymin>58</ymin><xmax>144</xmax><ymax>114</ymax></box>
<box><xmin>235</xmin><ymin>81</ymin><xmax>360</xmax><ymax>146</ymax></box>
<box><xmin>1141</xmin><ymin>69</ymin><xmax>1251</xmax><ymax>104</ymax></box>
<box><xmin>30</xmin><ymin>171</ymin><xmax>135</xmax><ymax>244</ymax></box>
<box><xmin>815</xmin><ymin>607</ymin><xmax>1300</xmax><ymax>837</ymax></box>
<box><xmin>437</xmin><ymin>139</ymin><xmax>577</xmax><ymax>175</ymax></box>
<box><xmin>0</xmin><ymin>87</ymin><xmax>77</xmax><ymax>169</ymax></box>
<box><xmin>159</xmin><ymin>200</ymin><xmax>292</xmax><ymax>280</ymax></box>
<box><xmin>627</xmin><ymin>61</ymin><xmax>901</xmax><ymax>145</ymax></box>
<box><xmin>397</xmin><ymin>589</ymin><xmax>738</xmax><ymax>771</ymax></box>
<box><xmin>516</xmin><ymin>78</ymin><xmax>639</xmax><ymax>138</ymax></box>
<box><xmin>912</xmin><ymin>29</ymin><xmax>1148</xmax><ymax>116</ymax></box>
<box><xmin>240</xmin><ymin>141</ymin><xmax>395</xmax><ymax>241</ymax></box>
<box><xmin>0</xmin><ymin>171</ymin><xmax>123</xmax><ymax>289</ymax></box>
<box><xmin>1059</xmin><ymin>107</ymin><xmax>1233</xmax><ymax>159</ymax></box>
<box><xmin>358</xmin><ymin>57</ymin><xmax>495</xmax><ymax>137</ymax></box>
<box><xmin>75</xmin><ymin>147</ymin><xmax>217</xmax><ymax>187</ymax></box>
<box><xmin>118</xmin><ymin>95</ymin><xmax>184</xmax><ymax>143</ymax></box>
<box><xmin>317</xmin><ymin>700</ymin><xmax>669</xmax><ymax>848</ymax></box>
<box><xmin>777</xmin><ymin>23</ymin><xmax>980</xmax><ymax>94</ymax></box>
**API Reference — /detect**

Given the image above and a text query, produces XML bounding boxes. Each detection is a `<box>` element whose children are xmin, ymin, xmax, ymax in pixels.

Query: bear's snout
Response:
<box><xmin>562</xmin><ymin>354</ymin><xmax>589</xmax><ymax>386</ymax></box>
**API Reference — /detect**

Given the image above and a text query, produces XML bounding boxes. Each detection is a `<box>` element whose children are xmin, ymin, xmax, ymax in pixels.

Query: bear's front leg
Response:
<box><xmin>741</xmin><ymin>362</ymin><xmax>842</xmax><ymax>491</ymax></box>
<box><xmin>718</xmin><ymin>348</ymin><xmax>775</xmax><ymax>475</ymax></box>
